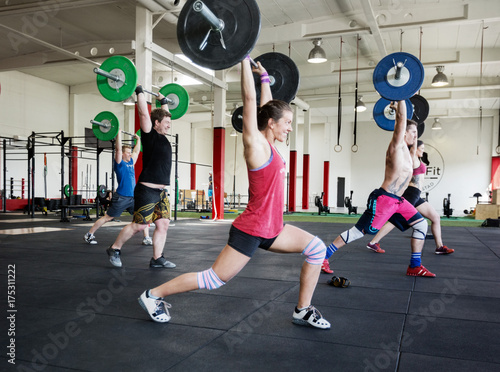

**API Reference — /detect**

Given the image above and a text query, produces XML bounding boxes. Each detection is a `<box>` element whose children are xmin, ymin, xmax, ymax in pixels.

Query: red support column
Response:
<box><xmin>190</xmin><ymin>163</ymin><xmax>196</xmax><ymax>190</ymax></box>
<box><xmin>289</xmin><ymin>150</ymin><xmax>297</xmax><ymax>212</ymax></box>
<box><xmin>302</xmin><ymin>154</ymin><xmax>310</xmax><ymax>209</ymax></box>
<box><xmin>212</xmin><ymin>128</ymin><xmax>225</xmax><ymax>219</ymax></box>
<box><xmin>133</xmin><ymin>104</ymin><xmax>151</xmax><ymax>183</ymax></box>
<box><xmin>323</xmin><ymin>161</ymin><xmax>330</xmax><ymax>207</ymax></box>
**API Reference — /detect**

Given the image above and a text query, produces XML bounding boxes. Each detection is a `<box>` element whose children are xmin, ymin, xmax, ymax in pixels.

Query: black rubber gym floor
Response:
<box><xmin>1</xmin><ymin>213</ymin><xmax>499</xmax><ymax>372</ymax></box>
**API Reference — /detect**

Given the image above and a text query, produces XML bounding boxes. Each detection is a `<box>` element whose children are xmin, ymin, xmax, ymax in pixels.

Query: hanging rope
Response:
<box><xmin>400</xmin><ymin>29</ymin><xmax>404</xmax><ymax>52</ymax></box>
<box><xmin>477</xmin><ymin>21</ymin><xmax>487</xmax><ymax>155</ymax></box>
<box><xmin>335</xmin><ymin>36</ymin><xmax>343</xmax><ymax>152</ymax></box>
<box><xmin>352</xmin><ymin>34</ymin><xmax>360</xmax><ymax>153</ymax></box>
<box><xmin>418</xmin><ymin>27</ymin><xmax>423</xmax><ymax>95</ymax></box>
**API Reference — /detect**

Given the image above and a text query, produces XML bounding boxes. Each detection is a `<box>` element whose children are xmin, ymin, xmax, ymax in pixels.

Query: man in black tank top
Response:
<box><xmin>105</xmin><ymin>85</ymin><xmax>176</xmax><ymax>269</ymax></box>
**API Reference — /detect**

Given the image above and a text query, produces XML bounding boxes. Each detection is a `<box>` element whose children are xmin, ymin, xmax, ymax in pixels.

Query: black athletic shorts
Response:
<box><xmin>132</xmin><ymin>183</ymin><xmax>170</xmax><ymax>224</ymax></box>
<box><xmin>402</xmin><ymin>186</ymin><xmax>426</xmax><ymax>208</ymax></box>
<box><xmin>227</xmin><ymin>225</ymin><xmax>277</xmax><ymax>258</ymax></box>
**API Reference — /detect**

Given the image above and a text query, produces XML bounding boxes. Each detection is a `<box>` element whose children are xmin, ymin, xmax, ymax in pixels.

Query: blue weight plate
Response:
<box><xmin>373</xmin><ymin>52</ymin><xmax>424</xmax><ymax>101</ymax></box>
<box><xmin>373</xmin><ymin>98</ymin><xmax>414</xmax><ymax>131</ymax></box>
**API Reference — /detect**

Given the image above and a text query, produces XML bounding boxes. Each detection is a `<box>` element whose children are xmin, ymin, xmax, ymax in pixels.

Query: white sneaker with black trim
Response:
<box><xmin>84</xmin><ymin>232</ymin><xmax>97</xmax><ymax>245</ymax></box>
<box><xmin>138</xmin><ymin>290</ymin><xmax>171</xmax><ymax>323</ymax></box>
<box><xmin>292</xmin><ymin>305</ymin><xmax>331</xmax><ymax>329</ymax></box>
<box><xmin>142</xmin><ymin>236</ymin><xmax>153</xmax><ymax>246</ymax></box>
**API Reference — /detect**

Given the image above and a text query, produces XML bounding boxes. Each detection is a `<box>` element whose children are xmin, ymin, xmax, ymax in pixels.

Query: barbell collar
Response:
<box><xmin>193</xmin><ymin>0</ymin><xmax>224</xmax><ymax>31</ymax></box>
<box><xmin>90</xmin><ymin>119</ymin><xmax>110</xmax><ymax>129</ymax></box>
<box><xmin>93</xmin><ymin>67</ymin><xmax>122</xmax><ymax>83</ymax></box>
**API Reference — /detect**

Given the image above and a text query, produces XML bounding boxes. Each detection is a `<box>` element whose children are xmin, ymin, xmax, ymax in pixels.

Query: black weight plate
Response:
<box><xmin>177</xmin><ymin>0</ymin><xmax>261</xmax><ymax>70</ymax></box>
<box><xmin>418</xmin><ymin>122</ymin><xmax>425</xmax><ymax>138</ymax></box>
<box><xmin>231</xmin><ymin>106</ymin><xmax>243</xmax><ymax>133</ymax></box>
<box><xmin>97</xmin><ymin>185</ymin><xmax>107</xmax><ymax>199</ymax></box>
<box><xmin>410</xmin><ymin>94</ymin><xmax>429</xmax><ymax>124</ymax></box>
<box><xmin>253</xmin><ymin>52</ymin><xmax>300</xmax><ymax>103</ymax></box>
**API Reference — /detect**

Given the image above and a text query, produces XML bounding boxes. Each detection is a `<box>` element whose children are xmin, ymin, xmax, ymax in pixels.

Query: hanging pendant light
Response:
<box><xmin>307</xmin><ymin>39</ymin><xmax>327</xmax><ymax>63</ymax></box>
<box><xmin>431</xmin><ymin>66</ymin><xmax>449</xmax><ymax>87</ymax></box>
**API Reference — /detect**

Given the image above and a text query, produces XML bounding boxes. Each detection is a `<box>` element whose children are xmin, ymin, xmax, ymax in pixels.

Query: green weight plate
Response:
<box><xmin>64</xmin><ymin>184</ymin><xmax>74</xmax><ymax>197</ymax></box>
<box><xmin>96</xmin><ymin>56</ymin><xmax>137</xmax><ymax>102</ymax></box>
<box><xmin>156</xmin><ymin>83</ymin><xmax>190</xmax><ymax>120</ymax></box>
<box><xmin>92</xmin><ymin>111</ymin><xmax>120</xmax><ymax>141</ymax></box>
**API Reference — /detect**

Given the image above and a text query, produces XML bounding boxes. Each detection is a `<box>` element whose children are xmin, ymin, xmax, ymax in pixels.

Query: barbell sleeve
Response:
<box><xmin>90</xmin><ymin>119</ymin><xmax>110</xmax><ymax>128</ymax></box>
<box><xmin>249</xmin><ymin>57</ymin><xmax>258</xmax><ymax>69</ymax></box>
<box><xmin>93</xmin><ymin>67</ymin><xmax>122</xmax><ymax>83</ymax></box>
<box><xmin>121</xmin><ymin>130</ymin><xmax>136</xmax><ymax>137</ymax></box>
<box><xmin>394</xmin><ymin>62</ymin><xmax>404</xmax><ymax>80</ymax></box>
<box><xmin>193</xmin><ymin>0</ymin><xmax>224</xmax><ymax>31</ymax></box>
<box><xmin>143</xmin><ymin>89</ymin><xmax>174</xmax><ymax>105</ymax></box>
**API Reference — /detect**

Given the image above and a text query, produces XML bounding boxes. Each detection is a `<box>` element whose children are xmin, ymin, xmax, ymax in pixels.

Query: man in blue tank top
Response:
<box><xmin>84</xmin><ymin>132</ymin><xmax>152</xmax><ymax>245</ymax></box>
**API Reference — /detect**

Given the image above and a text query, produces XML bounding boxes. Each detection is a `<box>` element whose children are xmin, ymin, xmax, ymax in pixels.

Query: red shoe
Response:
<box><xmin>321</xmin><ymin>259</ymin><xmax>333</xmax><ymax>274</ymax></box>
<box><xmin>435</xmin><ymin>245</ymin><xmax>454</xmax><ymax>255</ymax></box>
<box><xmin>406</xmin><ymin>265</ymin><xmax>436</xmax><ymax>277</ymax></box>
<box><xmin>366</xmin><ymin>242</ymin><xmax>385</xmax><ymax>253</ymax></box>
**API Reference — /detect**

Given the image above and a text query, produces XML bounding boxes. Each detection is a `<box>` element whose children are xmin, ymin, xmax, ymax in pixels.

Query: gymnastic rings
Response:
<box><xmin>334</xmin><ymin>144</ymin><xmax>342</xmax><ymax>153</ymax></box>
<box><xmin>351</xmin><ymin>144</ymin><xmax>358</xmax><ymax>153</ymax></box>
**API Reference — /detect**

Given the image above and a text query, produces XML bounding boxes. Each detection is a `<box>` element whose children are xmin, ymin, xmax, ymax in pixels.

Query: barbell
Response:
<box><xmin>94</xmin><ymin>56</ymin><xmax>189</xmax><ymax>120</ymax></box>
<box><xmin>372</xmin><ymin>52</ymin><xmax>429</xmax><ymax>133</ymax></box>
<box><xmin>62</xmin><ymin>184</ymin><xmax>107</xmax><ymax>199</ymax></box>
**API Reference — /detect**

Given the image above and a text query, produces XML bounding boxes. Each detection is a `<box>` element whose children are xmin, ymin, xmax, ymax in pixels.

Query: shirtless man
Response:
<box><xmin>322</xmin><ymin>100</ymin><xmax>435</xmax><ymax>277</ymax></box>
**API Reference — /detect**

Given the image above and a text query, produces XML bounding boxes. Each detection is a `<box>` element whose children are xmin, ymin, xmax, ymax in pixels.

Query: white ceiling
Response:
<box><xmin>0</xmin><ymin>0</ymin><xmax>499</xmax><ymax>124</ymax></box>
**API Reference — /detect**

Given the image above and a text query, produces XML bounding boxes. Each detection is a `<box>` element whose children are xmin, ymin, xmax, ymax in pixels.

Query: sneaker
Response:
<box><xmin>150</xmin><ymin>254</ymin><xmax>176</xmax><ymax>268</ymax></box>
<box><xmin>292</xmin><ymin>305</ymin><xmax>330</xmax><ymax>330</ymax></box>
<box><xmin>84</xmin><ymin>232</ymin><xmax>97</xmax><ymax>245</ymax></box>
<box><xmin>106</xmin><ymin>247</ymin><xmax>122</xmax><ymax>267</ymax></box>
<box><xmin>406</xmin><ymin>265</ymin><xmax>436</xmax><ymax>277</ymax></box>
<box><xmin>321</xmin><ymin>259</ymin><xmax>333</xmax><ymax>274</ymax></box>
<box><xmin>142</xmin><ymin>236</ymin><xmax>153</xmax><ymax>246</ymax></box>
<box><xmin>138</xmin><ymin>290</ymin><xmax>171</xmax><ymax>323</ymax></box>
<box><xmin>435</xmin><ymin>245</ymin><xmax>454</xmax><ymax>255</ymax></box>
<box><xmin>366</xmin><ymin>242</ymin><xmax>385</xmax><ymax>253</ymax></box>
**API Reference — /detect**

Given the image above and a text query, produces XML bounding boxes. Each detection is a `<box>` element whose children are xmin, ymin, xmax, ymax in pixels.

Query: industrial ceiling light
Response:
<box><xmin>307</xmin><ymin>39</ymin><xmax>327</xmax><ymax>64</ymax></box>
<box><xmin>432</xmin><ymin>118</ymin><xmax>442</xmax><ymax>130</ymax></box>
<box><xmin>431</xmin><ymin>66</ymin><xmax>449</xmax><ymax>87</ymax></box>
<box><xmin>355</xmin><ymin>95</ymin><xmax>366</xmax><ymax>112</ymax></box>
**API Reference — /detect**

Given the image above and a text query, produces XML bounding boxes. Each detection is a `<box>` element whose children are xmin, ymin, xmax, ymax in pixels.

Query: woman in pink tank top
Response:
<box><xmin>137</xmin><ymin>57</ymin><xmax>331</xmax><ymax>330</ymax></box>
